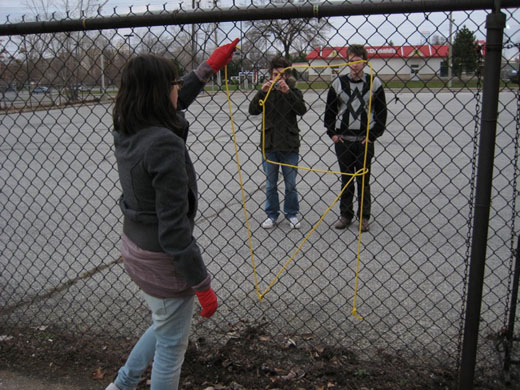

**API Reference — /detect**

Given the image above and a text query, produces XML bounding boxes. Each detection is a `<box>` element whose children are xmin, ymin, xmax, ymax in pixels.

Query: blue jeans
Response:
<box><xmin>262</xmin><ymin>152</ymin><xmax>299</xmax><ymax>220</ymax></box>
<box><xmin>114</xmin><ymin>292</ymin><xmax>194</xmax><ymax>390</ymax></box>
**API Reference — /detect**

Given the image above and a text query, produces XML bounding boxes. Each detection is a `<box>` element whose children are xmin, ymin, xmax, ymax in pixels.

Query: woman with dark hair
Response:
<box><xmin>106</xmin><ymin>38</ymin><xmax>238</xmax><ymax>390</ymax></box>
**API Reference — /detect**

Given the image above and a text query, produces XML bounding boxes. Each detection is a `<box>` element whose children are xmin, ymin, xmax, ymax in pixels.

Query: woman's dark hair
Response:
<box><xmin>113</xmin><ymin>54</ymin><xmax>180</xmax><ymax>135</ymax></box>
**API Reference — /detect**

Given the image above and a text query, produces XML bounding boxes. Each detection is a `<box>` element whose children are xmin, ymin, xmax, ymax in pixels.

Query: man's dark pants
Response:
<box><xmin>334</xmin><ymin>140</ymin><xmax>374</xmax><ymax>221</ymax></box>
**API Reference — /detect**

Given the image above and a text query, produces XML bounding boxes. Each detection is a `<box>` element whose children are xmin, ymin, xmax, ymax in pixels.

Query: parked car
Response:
<box><xmin>505</xmin><ymin>69</ymin><xmax>519</xmax><ymax>84</ymax></box>
<box><xmin>72</xmin><ymin>84</ymin><xmax>90</xmax><ymax>91</ymax></box>
<box><xmin>33</xmin><ymin>86</ymin><xmax>49</xmax><ymax>93</ymax></box>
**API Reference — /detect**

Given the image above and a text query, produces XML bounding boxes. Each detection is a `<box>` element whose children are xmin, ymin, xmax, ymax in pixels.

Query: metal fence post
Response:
<box><xmin>504</xmin><ymin>234</ymin><xmax>520</xmax><ymax>381</ymax></box>
<box><xmin>457</xmin><ymin>7</ymin><xmax>506</xmax><ymax>390</ymax></box>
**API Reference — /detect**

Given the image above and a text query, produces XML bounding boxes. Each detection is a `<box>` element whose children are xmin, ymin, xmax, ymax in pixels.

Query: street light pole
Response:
<box><xmin>98</xmin><ymin>0</ymin><xmax>109</xmax><ymax>98</ymax></box>
<box><xmin>124</xmin><ymin>33</ymin><xmax>134</xmax><ymax>56</ymax></box>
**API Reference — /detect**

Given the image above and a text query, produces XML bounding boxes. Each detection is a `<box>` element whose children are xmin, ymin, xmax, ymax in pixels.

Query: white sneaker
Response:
<box><xmin>261</xmin><ymin>218</ymin><xmax>276</xmax><ymax>229</ymax></box>
<box><xmin>105</xmin><ymin>383</ymin><xmax>120</xmax><ymax>390</ymax></box>
<box><xmin>289</xmin><ymin>217</ymin><xmax>301</xmax><ymax>229</ymax></box>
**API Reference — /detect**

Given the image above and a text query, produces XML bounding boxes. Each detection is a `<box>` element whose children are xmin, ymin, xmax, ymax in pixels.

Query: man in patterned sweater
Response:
<box><xmin>324</xmin><ymin>44</ymin><xmax>387</xmax><ymax>232</ymax></box>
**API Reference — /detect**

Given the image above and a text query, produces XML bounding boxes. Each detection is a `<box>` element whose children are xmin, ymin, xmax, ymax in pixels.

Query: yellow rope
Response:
<box><xmin>224</xmin><ymin>60</ymin><xmax>374</xmax><ymax>319</ymax></box>
<box><xmin>224</xmin><ymin>68</ymin><xmax>261</xmax><ymax>298</ymax></box>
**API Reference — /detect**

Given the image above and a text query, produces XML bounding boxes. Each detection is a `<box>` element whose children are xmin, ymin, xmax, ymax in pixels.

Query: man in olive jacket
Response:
<box><xmin>249</xmin><ymin>56</ymin><xmax>307</xmax><ymax>229</ymax></box>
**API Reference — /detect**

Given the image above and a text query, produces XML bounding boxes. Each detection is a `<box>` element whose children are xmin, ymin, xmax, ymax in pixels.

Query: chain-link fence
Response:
<box><xmin>1</xmin><ymin>0</ymin><xmax>519</xmax><ymax>387</ymax></box>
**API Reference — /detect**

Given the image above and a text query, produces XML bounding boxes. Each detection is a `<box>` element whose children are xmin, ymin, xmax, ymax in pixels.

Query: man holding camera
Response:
<box><xmin>249</xmin><ymin>56</ymin><xmax>307</xmax><ymax>230</ymax></box>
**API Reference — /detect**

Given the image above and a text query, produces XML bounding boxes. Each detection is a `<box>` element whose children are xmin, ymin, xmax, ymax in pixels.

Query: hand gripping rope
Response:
<box><xmin>224</xmin><ymin>60</ymin><xmax>375</xmax><ymax>320</ymax></box>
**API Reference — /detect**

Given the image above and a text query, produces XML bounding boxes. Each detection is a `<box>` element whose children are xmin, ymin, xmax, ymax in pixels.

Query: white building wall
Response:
<box><xmin>306</xmin><ymin>57</ymin><xmax>445</xmax><ymax>80</ymax></box>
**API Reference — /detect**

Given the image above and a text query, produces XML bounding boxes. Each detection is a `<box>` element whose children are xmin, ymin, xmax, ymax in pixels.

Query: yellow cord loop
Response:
<box><xmin>224</xmin><ymin>60</ymin><xmax>374</xmax><ymax>319</ymax></box>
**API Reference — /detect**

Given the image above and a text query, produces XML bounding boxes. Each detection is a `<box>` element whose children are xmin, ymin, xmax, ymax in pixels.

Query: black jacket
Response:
<box><xmin>249</xmin><ymin>81</ymin><xmax>307</xmax><ymax>153</ymax></box>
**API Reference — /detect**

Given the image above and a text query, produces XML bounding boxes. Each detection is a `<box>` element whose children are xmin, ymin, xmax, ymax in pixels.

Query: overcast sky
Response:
<box><xmin>1</xmin><ymin>0</ymin><xmax>519</xmax><ymax>58</ymax></box>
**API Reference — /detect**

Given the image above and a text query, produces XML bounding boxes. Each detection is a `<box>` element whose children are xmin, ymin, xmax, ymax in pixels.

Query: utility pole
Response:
<box><xmin>214</xmin><ymin>0</ymin><xmax>221</xmax><ymax>87</ymax></box>
<box><xmin>98</xmin><ymin>0</ymin><xmax>109</xmax><ymax>98</ymax></box>
<box><xmin>448</xmin><ymin>11</ymin><xmax>453</xmax><ymax>88</ymax></box>
<box><xmin>191</xmin><ymin>0</ymin><xmax>199</xmax><ymax>70</ymax></box>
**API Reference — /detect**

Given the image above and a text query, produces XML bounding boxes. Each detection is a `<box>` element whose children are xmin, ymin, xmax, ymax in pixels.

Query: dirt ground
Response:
<box><xmin>0</xmin><ymin>322</ymin><xmax>515</xmax><ymax>390</ymax></box>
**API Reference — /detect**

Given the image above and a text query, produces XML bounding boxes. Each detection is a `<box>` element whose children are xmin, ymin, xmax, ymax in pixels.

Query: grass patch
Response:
<box><xmin>234</xmin><ymin>79</ymin><xmax>518</xmax><ymax>91</ymax></box>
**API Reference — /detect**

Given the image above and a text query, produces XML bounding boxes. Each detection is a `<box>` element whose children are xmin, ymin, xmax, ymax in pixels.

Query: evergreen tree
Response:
<box><xmin>452</xmin><ymin>26</ymin><xmax>480</xmax><ymax>76</ymax></box>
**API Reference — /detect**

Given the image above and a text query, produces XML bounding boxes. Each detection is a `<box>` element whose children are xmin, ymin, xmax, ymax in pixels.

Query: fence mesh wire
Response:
<box><xmin>1</xmin><ymin>1</ymin><xmax>519</xmax><ymax>382</ymax></box>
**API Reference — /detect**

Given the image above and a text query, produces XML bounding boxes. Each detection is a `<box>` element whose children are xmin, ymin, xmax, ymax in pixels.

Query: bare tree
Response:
<box><xmin>431</xmin><ymin>34</ymin><xmax>448</xmax><ymax>45</ymax></box>
<box><xmin>165</xmin><ymin>26</ymin><xmax>197</xmax><ymax>72</ymax></box>
<box><xmin>245</xmin><ymin>18</ymin><xmax>331</xmax><ymax>59</ymax></box>
<box><xmin>138</xmin><ymin>29</ymin><xmax>172</xmax><ymax>56</ymax></box>
<box><xmin>23</xmin><ymin>0</ymin><xmax>56</xmax><ymax>19</ymax></box>
<box><xmin>24</xmin><ymin>0</ymin><xmax>104</xmax><ymax>19</ymax></box>
<box><xmin>133</xmin><ymin>27</ymin><xmax>193</xmax><ymax>75</ymax></box>
<box><xmin>18</xmin><ymin>0</ymin><xmax>108</xmax><ymax>102</ymax></box>
<box><xmin>239</xmin><ymin>32</ymin><xmax>270</xmax><ymax>71</ymax></box>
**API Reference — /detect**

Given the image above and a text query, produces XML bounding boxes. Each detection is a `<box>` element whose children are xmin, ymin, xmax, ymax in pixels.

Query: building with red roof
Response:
<box><xmin>305</xmin><ymin>45</ymin><xmax>452</xmax><ymax>81</ymax></box>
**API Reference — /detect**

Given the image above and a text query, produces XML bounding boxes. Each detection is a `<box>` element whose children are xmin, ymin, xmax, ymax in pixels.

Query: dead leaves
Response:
<box><xmin>284</xmin><ymin>337</ymin><xmax>297</xmax><ymax>348</ymax></box>
<box><xmin>274</xmin><ymin>367</ymin><xmax>306</xmax><ymax>382</ymax></box>
<box><xmin>181</xmin><ymin>323</ymin><xmax>347</xmax><ymax>390</ymax></box>
<box><xmin>91</xmin><ymin>367</ymin><xmax>105</xmax><ymax>380</ymax></box>
<box><xmin>315</xmin><ymin>383</ymin><xmax>337</xmax><ymax>390</ymax></box>
<box><xmin>202</xmin><ymin>382</ymin><xmax>246</xmax><ymax>390</ymax></box>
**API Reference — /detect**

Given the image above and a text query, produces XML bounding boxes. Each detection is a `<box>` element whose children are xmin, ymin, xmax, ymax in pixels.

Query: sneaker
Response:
<box><xmin>334</xmin><ymin>216</ymin><xmax>351</xmax><ymax>229</ymax></box>
<box><xmin>261</xmin><ymin>218</ymin><xmax>276</xmax><ymax>229</ymax></box>
<box><xmin>289</xmin><ymin>216</ymin><xmax>301</xmax><ymax>229</ymax></box>
<box><xmin>105</xmin><ymin>384</ymin><xmax>120</xmax><ymax>390</ymax></box>
<box><xmin>360</xmin><ymin>219</ymin><xmax>370</xmax><ymax>232</ymax></box>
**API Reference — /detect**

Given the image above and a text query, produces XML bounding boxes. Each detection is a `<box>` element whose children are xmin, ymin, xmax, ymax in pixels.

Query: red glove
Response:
<box><xmin>195</xmin><ymin>288</ymin><xmax>218</xmax><ymax>318</ymax></box>
<box><xmin>207</xmin><ymin>38</ymin><xmax>240</xmax><ymax>72</ymax></box>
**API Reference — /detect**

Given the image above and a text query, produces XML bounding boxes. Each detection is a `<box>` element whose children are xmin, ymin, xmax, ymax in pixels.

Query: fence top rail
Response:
<box><xmin>0</xmin><ymin>0</ymin><xmax>518</xmax><ymax>36</ymax></box>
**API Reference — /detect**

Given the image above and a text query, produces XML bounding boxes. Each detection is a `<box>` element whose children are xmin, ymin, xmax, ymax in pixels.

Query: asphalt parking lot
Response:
<box><xmin>1</xmin><ymin>87</ymin><xmax>519</xmax><ymax>367</ymax></box>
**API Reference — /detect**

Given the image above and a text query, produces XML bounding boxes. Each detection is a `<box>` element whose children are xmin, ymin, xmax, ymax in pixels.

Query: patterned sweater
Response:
<box><xmin>324</xmin><ymin>73</ymin><xmax>387</xmax><ymax>142</ymax></box>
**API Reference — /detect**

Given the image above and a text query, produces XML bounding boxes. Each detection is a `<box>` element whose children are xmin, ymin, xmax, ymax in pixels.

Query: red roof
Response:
<box><xmin>306</xmin><ymin>45</ymin><xmax>450</xmax><ymax>60</ymax></box>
